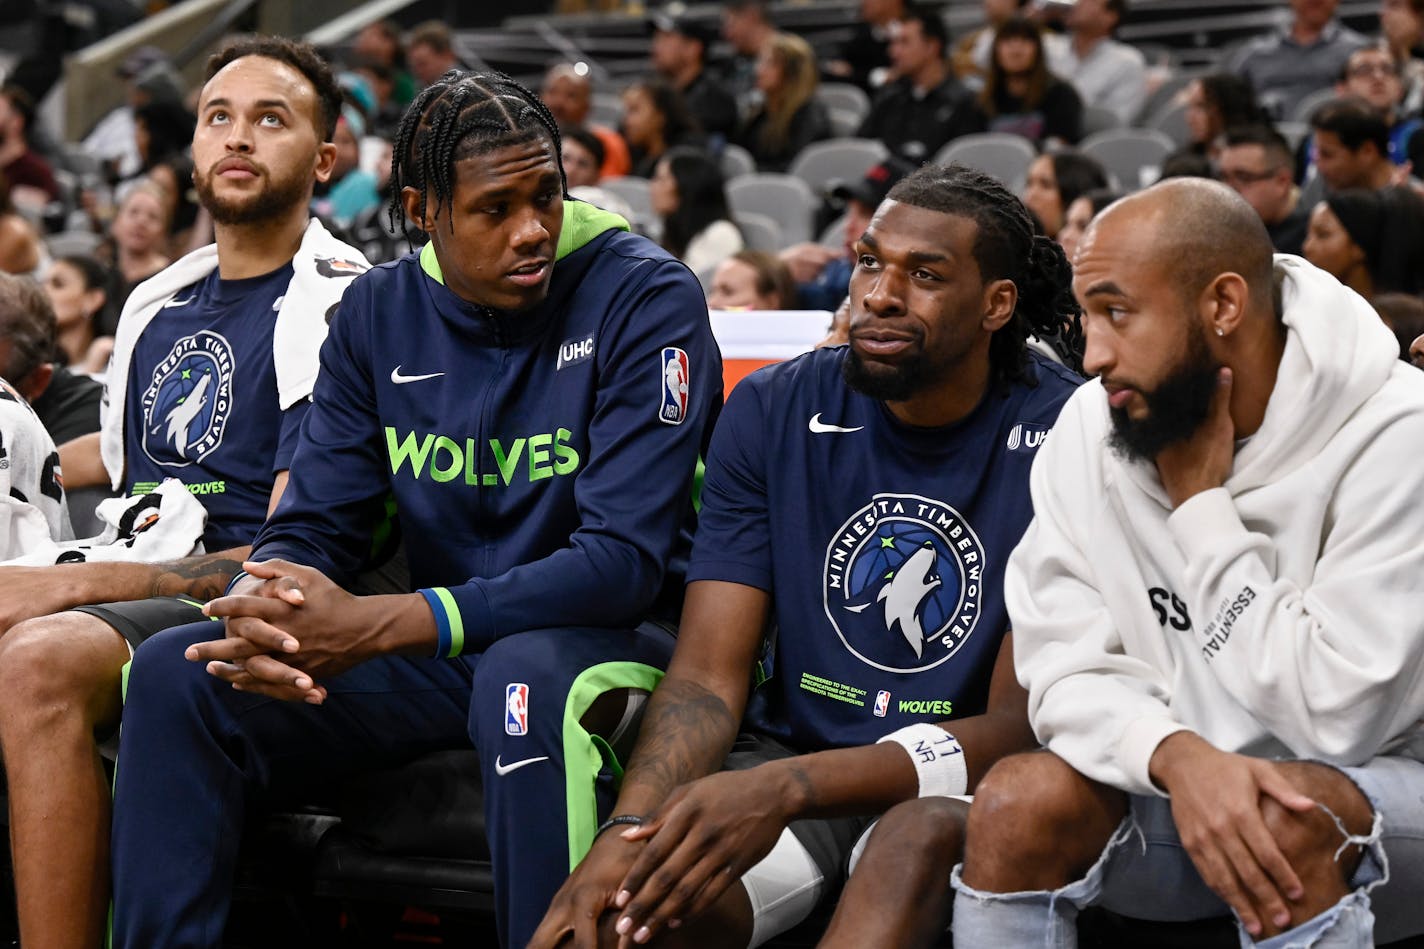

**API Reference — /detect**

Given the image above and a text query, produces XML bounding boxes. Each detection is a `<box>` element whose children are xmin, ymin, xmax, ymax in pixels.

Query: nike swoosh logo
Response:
<box><xmin>162</xmin><ymin>297</ymin><xmax>193</xmax><ymax>308</ymax></box>
<box><xmin>494</xmin><ymin>754</ymin><xmax>549</xmax><ymax>776</ymax></box>
<box><xmin>809</xmin><ymin>413</ymin><xmax>864</xmax><ymax>434</ymax></box>
<box><xmin>391</xmin><ymin>366</ymin><xmax>446</xmax><ymax>384</ymax></box>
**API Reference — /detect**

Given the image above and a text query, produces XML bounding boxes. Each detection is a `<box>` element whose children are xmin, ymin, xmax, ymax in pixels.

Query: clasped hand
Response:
<box><xmin>184</xmin><ymin>559</ymin><xmax>363</xmax><ymax>704</ymax></box>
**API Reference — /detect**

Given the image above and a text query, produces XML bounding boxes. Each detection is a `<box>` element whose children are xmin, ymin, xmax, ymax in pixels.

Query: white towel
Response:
<box><xmin>3</xmin><ymin>479</ymin><xmax>206</xmax><ymax>566</ymax></box>
<box><xmin>100</xmin><ymin>218</ymin><xmax>370</xmax><ymax>490</ymax></box>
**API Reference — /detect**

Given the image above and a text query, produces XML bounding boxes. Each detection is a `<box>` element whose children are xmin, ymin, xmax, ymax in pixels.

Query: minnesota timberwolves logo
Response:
<box><xmin>140</xmin><ymin>330</ymin><xmax>235</xmax><ymax>468</ymax></box>
<box><xmin>823</xmin><ymin>493</ymin><xmax>985</xmax><ymax>673</ymax></box>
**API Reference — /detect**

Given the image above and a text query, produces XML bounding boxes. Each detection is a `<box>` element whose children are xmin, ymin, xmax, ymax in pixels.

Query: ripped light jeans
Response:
<box><xmin>951</xmin><ymin>756</ymin><xmax>1424</xmax><ymax>948</ymax></box>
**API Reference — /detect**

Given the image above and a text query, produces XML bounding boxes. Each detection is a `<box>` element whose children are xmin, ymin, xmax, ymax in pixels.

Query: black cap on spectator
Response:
<box><xmin>649</xmin><ymin>13</ymin><xmax>719</xmax><ymax>51</ymax></box>
<box><xmin>118</xmin><ymin>45</ymin><xmax>170</xmax><ymax>80</ymax></box>
<box><xmin>831</xmin><ymin>157</ymin><xmax>915</xmax><ymax>209</ymax></box>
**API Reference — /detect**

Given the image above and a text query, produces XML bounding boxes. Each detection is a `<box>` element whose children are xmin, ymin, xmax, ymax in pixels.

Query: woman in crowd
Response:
<box><xmin>622</xmin><ymin>79</ymin><xmax>701</xmax><ymax>178</ymax></box>
<box><xmin>1303</xmin><ymin>186</ymin><xmax>1424</xmax><ymax>298</ymax></box>
<box><xmin>1179</xmin><ymin>74</ymin><xmax>1267</xmax><ymax>161</ymax></box>
<box><xmin>105</xmin><ymin>182</ymin><xmax>172</xmax><ymax>309</ymax></box>
<box><xmin>1022</xmin><ymin>149</ymin><xmax>1109</xmax><ymax>239</ymax></box>
<box><xmin>312</xmin><ymin>105</ymin><xmax>382</xmax><ymax>228</ymax></box>
<box><xmin>43</xmin><ymin>254</ymin><xmax>115</xmax><ymax>373</ymax></box>
<box><xmin>1381</xmin><ymin>0</ymin><xmax>1424</xmax><ymax>114</ymax></box>
<box><xmin>980</xmin><ymin>18</ymin><xmax>1083</xmax><ymax>148</ymax></box>
<box><xmin>735</xmin><ymin>31</ymin><xmax>830</xmax><ymax>172</ymax></box>
<box><xmin>1055</xmin><ymin>186</ymin><xmax>1122</xmax><ymax>261</ymax></box>
<box><xmin>650</xmin><ymin>146</ymin><xmax>744</xmax><ymax>276</ymax></box>
<box><xmin>707</xmin><ymin>249</ymin><xmax>797</xmax><ymax>309</ymax></box>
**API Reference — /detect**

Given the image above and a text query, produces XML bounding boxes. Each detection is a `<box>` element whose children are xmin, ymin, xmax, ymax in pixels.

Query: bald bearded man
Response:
<box><xmin>945</xmin><ymin>179</ymin><xmax>1424</xmax><ymax>948</ymax></box>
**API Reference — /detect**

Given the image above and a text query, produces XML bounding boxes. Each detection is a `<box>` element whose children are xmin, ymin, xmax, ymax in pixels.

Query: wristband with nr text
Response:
<box><xmin>877</xmin><ymin>723</ymin><xmax>968</xmax><ymax>798</ymax></box>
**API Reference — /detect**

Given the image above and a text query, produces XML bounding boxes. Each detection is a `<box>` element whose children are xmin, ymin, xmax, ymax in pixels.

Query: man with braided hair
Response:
<box><xmin>532</xmin><ymin>163</ymin><xmax>1083</xmax><ymax>949</ymax></box>
<box><xmin>108</xmin><ymin>69</ymin><xmax>720</xmax><ymax>948</ymax></box>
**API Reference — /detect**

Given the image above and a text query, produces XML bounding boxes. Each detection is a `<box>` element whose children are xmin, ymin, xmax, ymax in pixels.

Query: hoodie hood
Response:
<box><xmin>418</xmin><ymin>198</ymin><xmax>629</xmax><ymax>285</ymax></box>
<box><xmin>1229</xmin><ymin>255</ymin><xmax>1399</xmax><ymax>489</ymax></box>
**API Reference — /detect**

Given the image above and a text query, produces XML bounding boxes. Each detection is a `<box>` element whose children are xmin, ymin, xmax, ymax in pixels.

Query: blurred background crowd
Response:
<box><xmin>1</xmin><ymin>0</ymin><xmax>1424</xmax><ymax>455</ymax></box>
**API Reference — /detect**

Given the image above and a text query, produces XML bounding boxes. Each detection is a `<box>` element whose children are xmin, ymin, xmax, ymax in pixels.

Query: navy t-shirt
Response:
<box><xmin>123</xmin><ymin>263</ymin><xmax>308</xmax><ymax>551</ymax></box>
<box><xmin>687</xmin><ymin>346</ymin><xmax>1080</xmax><ymax>751</ymax></box>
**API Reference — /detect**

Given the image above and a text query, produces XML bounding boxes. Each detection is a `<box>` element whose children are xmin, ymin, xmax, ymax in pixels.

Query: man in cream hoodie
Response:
<box><xmin>949</xmin><ymin>178</ymin><xmax>1424</xmax><ymax>947</ymax></box>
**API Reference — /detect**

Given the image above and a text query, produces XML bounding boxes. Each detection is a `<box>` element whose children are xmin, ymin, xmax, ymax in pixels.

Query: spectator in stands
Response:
<box><xmin>42</xmin><ymin>254</ymin><xmax>113</xmax><ymax>373</ymax></box>
<box><xmin>311</xmin><ymin>105</ymin><xmax>381</xmax><ymax>229</ymax></box>
<box><xmin>721</xmin><ymin>0</ymin><xmax>777</xmax><ymax>114</ymax></box>
<box><xmin>1056</xmin><ymin>185</ymin><xmax>1122</xmax><ymax>260</ymax></box>
<box><xmin>83</xmin><ymin>47</ymin><xmax>184</xmax><ymax>186</ymax></box>
<box><xmin>982</xmin><ymin>18</ymin><xmax>1084</xmax><ymax>147</ymax></box>
<box><xmin>779</xmin><ymin>157</ymin><xmax>912</xmax><ymax>310</ymax></box>
<box><xmin>1179</xmin><ymin>74</ymin><xmax>1268</xmax><ymax>162</ymax></box>
<box><xmin>540</xmin><ymin>62</ymin><xmax>632</xmax><ymax>180</ymax></box>
<box><xmin>1336</xmin><ymin>45</ymin><xmax>1423</xmax><ymax>166</ymax></box>
<box><xmin>1044</xmin><ymin>0</ymin><xmax>1148</xmax><ymax>126</ymax></box>
<box><xmin>7</xmin><ymin>266</ymin><xmax>103</xmax><ymax>444</ymax></box>
<box><xmin>650</xmin><ymin>13</ymin><xmax>741</xmax><ymax>143</ymax></box>
<box><xmin>1219</xmin><ymin>124</ymin><xmax>1312</xmax><ymax>255</ymax></box>
<box><xmin>828</xmin><ymin>0</ymin><xmax>908</xmax><ymax>90</ymax></box>
<box><xmin>707</xmin><ymin>248</ymin><xmax>797</xmax><ymax>309</ymax></box>
<box><xmin>1380</xmin><ymin>0</ymin><xmax>1424</xmax><ymax>113</ymax></box>
<box><xmin>652</xmin><ymin>146</ymin><xmax>744</xmax><ymax>275</ymax></box>
<box><xmin>405</xmin><ymin>21</ymin><xmax>466</xmax><ymax>89</ymax></box>
<box><xmin>735</xmin><ymin>31</ymin><xmax>831</xmax><ymax>172</ymax></box>
<box><xmin>0</xmin><ymin>85</ymin><xmax>58</xmax><ymax>210</ymax></box>
<box><xmin>562</xmin><ymin>126</ymin><xmax>604</xmax><ymax>189</ymax></box>
<box><xmin>351</xmin><ymin>19</ymin><xmax>417</xmax><ymax>109</ymax></box>
<box><xmin>106</xmin><ymin>182</ymin><xmax>172</xmax><ymax>310</ymax></box>
<box><xmin>1311</xmin><ymin>96</ymin><xmax>1401</xmax><ymax>190</ymax></box>
<box><xmin>0</xmin><ymin>173</ymin><xmax>44</xmax><ymax>277</ymax></box>
<box><xmin>622</xmin><ymin>79</ymin><xmax>702</xmax><ymax>178</ymax></box>
<box><xmin>1023</xmin><ymin>150</ymin><xmax>1109</xmax><ymax>239</ymax></box>
<box><xmin>953</xmin><ymin>0</ymin><xmax>1031</xmax><ymax>91</ymax></box>
<box><xmin>858</xmin><ymin>8</ymin><xmax>986</xmax><ymax>163</ymax></box>
<box><xmin>1372</xmin><ymin>291</ymin><xmax>1424</xmax><ymax>360</ymax></box>
<box><xmin>1304</xmin><ymin>185</ymin><xmax>1424</xmax><ymax>296</ymax></box>
<box><xmin>1229</xmin><ymin>0</ymin><xmax>1369</xmax><ymax>119</ymax></box>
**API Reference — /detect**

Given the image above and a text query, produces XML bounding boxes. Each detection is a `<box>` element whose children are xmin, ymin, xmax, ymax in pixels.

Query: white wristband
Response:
<box><xmin>877</xmin><ymin>723</ymin><xmax>967</xmax><ymax>798</ymax></box>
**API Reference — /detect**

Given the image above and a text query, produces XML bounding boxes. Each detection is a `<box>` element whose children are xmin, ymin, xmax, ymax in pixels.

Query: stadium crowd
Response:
<box><xmin>0</xmin><ymin>0</ymin><xmax>1420</xmax><ymax>945</ymax></box>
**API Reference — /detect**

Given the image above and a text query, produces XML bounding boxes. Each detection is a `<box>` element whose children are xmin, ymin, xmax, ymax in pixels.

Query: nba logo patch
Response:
<box><xmin>874</xmin><ymin>690</ymin><xmax>891</xmax><ymax>718</ymax></box>
<box><xmin>659</xmin><ymin>347</ymin><xmax>690</xmax><ymax>425</ymax></box>
<box><xmin>505</xmin><ymin>683</ymin><xmax>529</xmax><ymax>736</ymax></box>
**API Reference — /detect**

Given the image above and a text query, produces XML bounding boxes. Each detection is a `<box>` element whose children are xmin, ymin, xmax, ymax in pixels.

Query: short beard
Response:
<box><xmin>842</xmin><ymin>345</ymin><xmax>934</xmax><ymax>402</ymax></box>
<box><xmin>1107</xmin><ymin>329</ymin><xmax>1221</xmax><ymax>463</ymax></box>
<box><xmin>194</xmin><ymin>163</ymin><xmax>312</xmax><ymax>226</ymax></box>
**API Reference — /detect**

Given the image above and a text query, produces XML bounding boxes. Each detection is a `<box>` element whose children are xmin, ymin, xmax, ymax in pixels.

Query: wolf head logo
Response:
<box><xmin>154</xmin><ymin>373</ymin><xmax>211</xmax><ymax>458</ymax></box>
<box><xmin>846</xmin><ymin>541</ymin><xmax>942</xmax><ymax>659</ymax></box>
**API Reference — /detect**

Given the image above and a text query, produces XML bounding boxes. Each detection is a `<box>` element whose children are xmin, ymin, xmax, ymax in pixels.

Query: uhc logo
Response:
<box><xmin>1006</xmin><ymin>423</ymin><xmax>1049</xmax><ymax>452</ymax></box>
<box><xmin>557</xmin><ymin>334</ymin><xmax>595</xmax><ymax>370</ymax></box>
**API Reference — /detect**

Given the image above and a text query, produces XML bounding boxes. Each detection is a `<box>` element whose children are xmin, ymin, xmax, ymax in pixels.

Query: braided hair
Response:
<box><xmin>885</xmin><ymin>163</ymin><xmax>1084</xmax><ymax>383</ymax></box>
<box><xmin>388</xmin><ymin>69</ymin><xmax>565</xmax><ymax>240</ymax></box>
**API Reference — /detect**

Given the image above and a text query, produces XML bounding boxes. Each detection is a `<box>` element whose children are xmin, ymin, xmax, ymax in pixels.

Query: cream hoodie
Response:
<box><xmin>1008</xmin><ymin>256</ymin><xmax>1424</xmax><ymax>797</ymax></box>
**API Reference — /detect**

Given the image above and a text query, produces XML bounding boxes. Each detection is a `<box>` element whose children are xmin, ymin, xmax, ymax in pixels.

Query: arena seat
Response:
<box><xmin>933</xmin><ymin>133</ymin><xmax>1037</xmax><ymax>192</ymax></box>
<box><xmin>734</xmin><ymin>211</ymin><xmax>784</xmax><ymax>252</ymax></box>
<box><xmin>814</xmin><ymin>82</ymin><xmax>871</xmax><ymax>126</ymax></box>
<box><xmin>727</xmin><ymin>174</ymin><xmax>818</xmax><ymax>245</ymax></box>
<box><xmin>787</xmin><ymin>137</ymin><xmax>888</xmax><ymax>196</ymax></box>
<box><xmin>721</xmin><ymin>142</ymin><xmax>757</xmax><ymax>180</ymax></box>
<box><xmin>1080</xmin><ymin>127</ymin><xmax>1177</xmax><ymax>190</ymax></box>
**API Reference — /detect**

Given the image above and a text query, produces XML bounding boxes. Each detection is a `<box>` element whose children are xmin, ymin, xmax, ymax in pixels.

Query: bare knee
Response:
<box><xmin>864</xmin><ymin>797</ymin><xmax>968</xmax><ymax>873</ymax></box>
<box><xmin>963</xmin><ymin>752</ymin><xmax>1126</xmax><ymax>889</ymax></box>
<box><xmin>1263</xmin><ymin>762</ymin><xmax>1374</xmax><ymax>883</ymax></box>
<box><xmin>0</xmin><ymin>612</ymin><xmax>128</xmax><ymax>734</ymax></box>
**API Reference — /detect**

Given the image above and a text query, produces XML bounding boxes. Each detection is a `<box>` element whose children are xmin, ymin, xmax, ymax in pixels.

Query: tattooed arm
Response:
<box><xmin>0</xmin><ymin>472</ymin><xmax>291</xmax><ymax>630</ymax></box>
<box><xmin>528</xmin><ymin>580</ymin><xmax>770</xmax><ymax>949</ymax></box>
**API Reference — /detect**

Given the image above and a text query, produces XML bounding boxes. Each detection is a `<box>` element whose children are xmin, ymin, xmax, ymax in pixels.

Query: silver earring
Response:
<box><xmin>1215</xmin><ymin>327</ymin><xmax>1224</xmax><ymax>337</ymax></box>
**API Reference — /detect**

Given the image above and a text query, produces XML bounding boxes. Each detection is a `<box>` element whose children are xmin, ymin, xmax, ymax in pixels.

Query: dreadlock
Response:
<box><xmin>886</xmin><ymin>163</ymin><xmax>1085</xmax><ymax>384</ymax></box>
<box><xmin>388</xmin><ymin>69</ymin><xmax>565</xmax><ymax>240</ymax></box>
